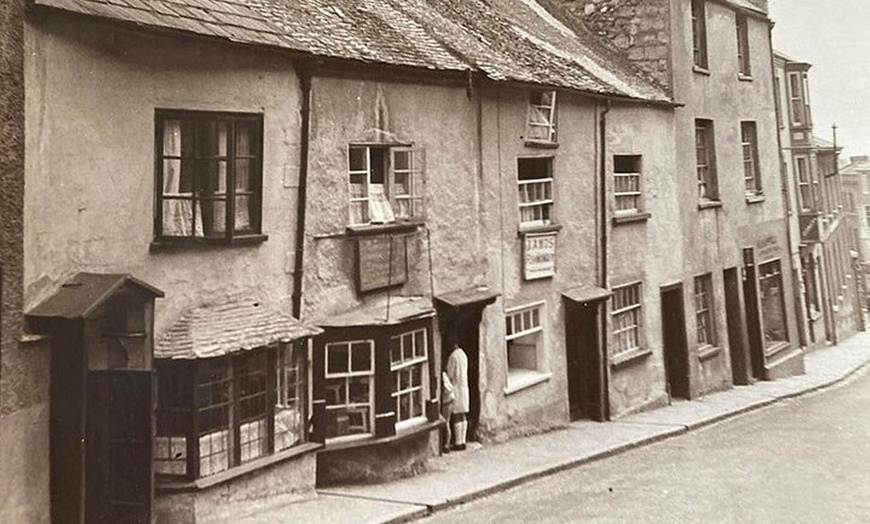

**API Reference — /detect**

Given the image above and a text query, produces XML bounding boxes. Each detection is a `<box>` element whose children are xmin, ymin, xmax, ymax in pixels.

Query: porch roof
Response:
<box><xmin>31</xmin><ymin>0</ymin><xmax>671</xmax><ymax>104</ymax></box>
<box><xmin>155</xmin><ymin>301</ymin><xmax>322</xmax><ymax>359</ymax></box>
<box><xmin>316</xmin><ymin>296</ymin><xmax>435</xmax><ymax>328</ymax></box>
<box><xmin>26</xmin><ymin>272</ymin><xmax>164</xmax><ymax>321</ymax></box>
<box><xmin>562</xmin><ymin>284</ymin><xmax>612</xmax><ymax>304</ymax></box>
<box><xmin>434</xmin><ymin>285</ymin><xmax>499</xmax><ymax>308</ymax></box>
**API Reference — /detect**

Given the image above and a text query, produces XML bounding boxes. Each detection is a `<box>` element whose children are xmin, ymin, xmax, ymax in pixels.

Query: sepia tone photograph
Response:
<box><xmin>1</xmin><ymin>0</ymin><xmax>869</xmax><ymax>522</ymax></box>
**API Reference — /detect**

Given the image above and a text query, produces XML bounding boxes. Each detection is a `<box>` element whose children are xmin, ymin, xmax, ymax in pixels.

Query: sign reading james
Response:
<box><xmin>756</xmin><ymin>234</ymin><xmax>782</xmax><ymax>263</ymax></box>
<box><xmin>523</xmin><ymin>232</ymin><xmax>557</xmax><ymax>280</ymax></box>
<box><xmin>357</xmin><ymin>235</ymin><xmax>408</xmax><ymax>292</ymax></box>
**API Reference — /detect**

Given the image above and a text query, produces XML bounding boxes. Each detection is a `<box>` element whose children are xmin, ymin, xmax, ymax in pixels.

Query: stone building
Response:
<box><xmin>0</xmin><ymin>1</ymin><xmax>52</xmax><ymax>523</ymax></box>
<box><xmin>773</xmin><ymin>52</ymin><xmax>862</xmax><ymax>348</ymax></box>
<box><xmin>841</xmin><ymin>155</ymin><xmax>870</xmax><ymax>310</ymax></box>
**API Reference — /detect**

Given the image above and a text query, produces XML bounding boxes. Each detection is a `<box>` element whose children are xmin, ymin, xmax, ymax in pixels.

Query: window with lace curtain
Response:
<box><xmin>155</xmin><ymin>110</ymin><xmax>263</xmax><ymax>242</ymax></box>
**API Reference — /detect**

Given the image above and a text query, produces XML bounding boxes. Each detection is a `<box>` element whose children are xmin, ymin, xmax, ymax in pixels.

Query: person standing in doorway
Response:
<box><xmin>446</xmin><ymin>343</ymin><xmax>469</xmax><ymax>451</ymax></box>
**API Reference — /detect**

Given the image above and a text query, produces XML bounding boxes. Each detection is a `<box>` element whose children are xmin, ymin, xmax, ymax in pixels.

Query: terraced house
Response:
<box><xmin>7</xmin><ymin>0</ymin><xmax>811</xmax><ymax>523</ymax></box>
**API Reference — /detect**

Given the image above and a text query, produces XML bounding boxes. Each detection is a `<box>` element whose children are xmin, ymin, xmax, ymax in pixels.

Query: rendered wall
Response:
<box><xmin>1</xmin><ymin>1</ymin><xmax>51</xmax><ymax>522</ymax></box>
<box><xmin>24</xmin><ymin>15</ymin><xmax>303</xmax><ymax>334</ymax></box>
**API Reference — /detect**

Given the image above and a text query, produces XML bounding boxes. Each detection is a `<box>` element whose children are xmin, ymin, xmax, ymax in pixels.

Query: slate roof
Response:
<box><xmin>316</xmin><ymin>296</ymin><xmax>435</xmax><ymax>327</ymax></box>
<box><xmin>27</xmin><ymin>272</ymin><xmax>164</xmax><ymax>320</ymax></box>
<box><xmin>31</xmin><ymin>0</ymin><xmax>671</xmax><ymax>103</ymax></box>
<box><xmin>155</xmin><ymin>301</ymin><xmax>323</xmax><ymax>359</ymax></box>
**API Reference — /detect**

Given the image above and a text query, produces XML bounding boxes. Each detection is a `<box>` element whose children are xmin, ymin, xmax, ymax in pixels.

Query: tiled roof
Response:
<box><xmin>155</xmin><ymin>301</ymin><xmax>323</xmax><ymax>359</ymax></box>
<box><xmin>32</xmin><ymin>0</ymin><xmax>670</xmax><ymax>103</ymax></box>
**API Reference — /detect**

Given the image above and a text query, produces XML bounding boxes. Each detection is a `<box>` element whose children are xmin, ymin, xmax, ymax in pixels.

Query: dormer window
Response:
<box><xmin>527</xmin><ymin>91</ymin><xmax>558</xmax><ymax>144</ymax></box>
<box><xmin>348</xmin><ymin>145</ymin><xmax>425</xmax><ymax>226</ymax></box>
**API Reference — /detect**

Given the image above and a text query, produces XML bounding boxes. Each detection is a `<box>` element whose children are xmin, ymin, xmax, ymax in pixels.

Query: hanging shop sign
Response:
<box><xmin>357</xmin><ymin>235</ymin><xmax>408</xmax><ymax>292</ymax></box>
<box><xmin>523</xmin><ymin>232</ymin><xmax>557</xmax><ymax>280</ymax></box>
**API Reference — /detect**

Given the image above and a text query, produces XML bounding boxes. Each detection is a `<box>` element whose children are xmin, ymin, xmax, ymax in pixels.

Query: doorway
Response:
<box><xmin>724</xmin><ymin>268</ymin><xmax>751</xmax><ymax>385</ymax></box>
<box><xmin>742</xmin><ymin>248</ymin><xmax>766</xmax><ymax>380</ymax></box>
<box><xmin>564</xmin><ymin>300</ymin><xmax>606</xmax><ymax>421</ymax></box>
<box><xmin>661</xmin><ymin>284</ymin><xmax>690</xmax><ymax>399</ymax></box>
<box><xmin>439</xmin><ymin>305</ymin><xmax>483</xmax><ymax>441</ymax></box>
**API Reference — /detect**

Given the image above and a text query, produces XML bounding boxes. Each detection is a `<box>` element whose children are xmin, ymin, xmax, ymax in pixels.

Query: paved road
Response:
<box><xmin>420</xmin><ymin>369</ymin><xmax>870</xmax><ymax>524</ymax></box>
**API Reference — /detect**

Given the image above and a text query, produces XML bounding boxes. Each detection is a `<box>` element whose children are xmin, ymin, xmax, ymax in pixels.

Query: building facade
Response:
<box><xmin>841</xmin><ymin>155</ymin><xmax>870</xmax><ymax>311</ymax></box>
<box><xmin>773</xmin><ymin>53</ymin><xmax>862</xmax><ymax>348</ymax></box>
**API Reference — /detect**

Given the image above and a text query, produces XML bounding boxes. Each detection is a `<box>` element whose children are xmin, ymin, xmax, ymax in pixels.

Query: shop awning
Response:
<box><xmin>562</xmin><ymin>285</ymin><xmax>612</xmax><ymax>304</ymax></box>
<box><xmin>434</xmin><ymin>286</ymin><xmax>499</xmax><ymax>308</ymax></box>
<box><xmin>27</xmin><ymin>272</ymin><xmax>164</xmax><ymax>321</ymax></box>
<box><xmin>156</xmin><ymin>301</ymin><xmax>322</xmax><ymax>360</ymax></box>
<box><xmin>316</xmin><ymin>296</ymin><xmax>435</xmax><ymax>328</ymax></box>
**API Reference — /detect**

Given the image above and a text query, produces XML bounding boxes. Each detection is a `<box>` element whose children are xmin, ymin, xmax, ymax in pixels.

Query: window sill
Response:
<box><xmin>504</xmin><ymin>370</ymin><xmax>551</xmax><ymax>396</ymax></box>
<box><xmin>524</xmin><ymin>139</ymin><xmax>560</xmax><ymax>149</ymax></box>
<box><xmin>322</xmin><ymin>419</ymin><xmax>442</xmax><ymax>452</ymax></box>
<box><xmin>150</xmin><ymin>234</ymin><xmax>268</xmax><ymax>253</ymax></box>
<box><xmin>155</xmin><ymin>442</ymin><xmax>322</xmax><ymax>494</ymax></box>
<box><xmin>764</xmin><ymin>340</ymin><xmax>791</xmax><ymax>359</ymax></box>
<box><xmin>612</xmin><ymin>212</ymin><xmax>651</xmax><ymax>225</ymax></box>
<box><xmin>610</xmin><ymin>347</ymin><xmax>653</xmax><ymax>370</ymax></box>
<box><xmin>345</xmin><ymin>220</ymin><xmax>424</xmax><ymax>237</ymax></box>
<box><xmin>698</xmin><ymin>344</ymin><xmax>721</xmax><ymax>361</ymax></box>
<box><xmin>518</xmin><ymin>223</ymin><xmax>562</xmax><ymax>236</ymax></box>
<box><xmin>698</xmin><ymin>200</ymin><xmax>722</xmax><ymax>210</ymax></box>
<box><xmin>745</xmin><ymin>194</ymin><xmax>765</xmax><ymax>204</ymax></box>
<box><xmin>693</xmin><ymin>65</ymin><xmax>710</xmax><ymax>76</ymax></box>
<box><xmin>738</xmin><ymin>74</ymin><xmax>753</xmax><ymax>82</ymax></box>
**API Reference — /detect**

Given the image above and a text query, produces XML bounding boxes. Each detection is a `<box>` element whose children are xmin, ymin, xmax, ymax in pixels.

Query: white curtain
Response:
<box><xmin>162</xmin><ymin>120</ymin><xmax>202</xmax><ymax>236</ymax></box>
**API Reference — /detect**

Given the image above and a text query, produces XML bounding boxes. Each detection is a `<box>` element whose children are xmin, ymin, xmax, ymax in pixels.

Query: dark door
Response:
<box><xmin>565</xmin><ymin>300</ymin><xmax>606</xmax><ymax>421</ymax></box>
<box><xmin>724</xmin><ymin>268</ymin><xmax>751</xmax><ymax>385</ymax></box>
<box><xmin>440</xmin><ymin>306</ymin><xmax>482</xmax><ymax>441</ymax></box>
<box><xmin>743</xmin><ymin>249</ymin><xmax>766</xmax><ymax>380</ymax></box>
<box><xmin>86</xmin><ymin>370</ymin><xmax>154</xmax><ymax>524</ymax></box>
<box><xmin>661</xmin><ymin>285</ymin><xmax>691</xmax><ymax>400</ymax></box>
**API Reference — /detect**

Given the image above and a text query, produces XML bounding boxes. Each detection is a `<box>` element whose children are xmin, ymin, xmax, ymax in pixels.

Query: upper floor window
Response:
<box><xmin>156</xmin><ymin>110</ymin><xmax>263</xmax><ymax>242</ymax></box>
<box><xmin>695</xmin><ymin>119</ymin><xmax>719</xmax><ymax>201</ymax></box>
<box><xmin>795</xmin><ymin>155</ymin><xmax>812</xmax><ymax>211</ymax></box>
<box><xmin>348</xmin><ymin>145</ymin><xmax>424</xmax><ymax>226</ymax></box>
<box><xmin>612</xmin><ymin>283</ymin><xmax>643</xmax><ymax>357</ymax></box>
<box><xmin>614</xmin><ymin>155</ymin><xmax>643</xmax><ymax>214</ymax></box>
<box><xmin>527</xmin><ymin>91</ymin><xmax>557</xmax><ymax>143</ymax></box>
<box><xmin>517</xmin><ymin>157</ymin><xmax>554</xmax><ymax>228</ymax></box>
<box><xmin>694</xmin><ymin>273</ymin><xmax>717</xmax><ymax>348</ymax></box>
<box><xmin>787</xmin><ymin>72</ymin><xmax>811</xmax><ymax>126</ymax></box>
<box><xmin>741</xmin><ymin>121</ymin><xmax>761</xmax><ymax>196</ymax></box>
<box><xmin>691</xmin><ymin>0</ymin><xmax>708</xmax><ymax>69</ymax></box>
<box><xmin>736</xmin><ymin>14</ymin><xmax>751</xmax><ymax>77</ymax></box>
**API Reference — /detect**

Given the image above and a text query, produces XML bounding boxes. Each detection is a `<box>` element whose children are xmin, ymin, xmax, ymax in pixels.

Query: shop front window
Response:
<box><xmin>324</xmin><ymin>340</ymin><xmax>375</xmax><ymax>439</ymax></box>
<box><xmin>759</xmin><ymin>260</ymin><xmax>788</xmax><ymax>348</ymax></box>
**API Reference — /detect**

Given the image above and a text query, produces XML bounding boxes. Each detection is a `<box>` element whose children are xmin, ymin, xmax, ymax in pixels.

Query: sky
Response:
<box><xmin>769</xmin><ymin>0</ymin><xmax>870</xmax><ymax>161</ymax></box>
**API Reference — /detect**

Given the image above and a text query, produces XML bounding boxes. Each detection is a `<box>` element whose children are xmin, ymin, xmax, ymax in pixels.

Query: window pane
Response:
<box><xmin>394</xmin><ymin>150</ymin><xmax>410</xmax><ymax>171</ymax></box>
<box><xmin>349</xmin><ymin>147</ymin><xmax>367</xmax><ymax>172</ymax></box>
<box><xmin>275</xmin><ymin>343</ymin><xmax>307</xmax><ymax>451</ymax></box>
<box><xmin>351</xmin><ymin>342</ymin><xmax>372</xmax><ymax>372</ymax></box>
<box><xmin>349</xmin><ymin>376</ymin><xmax>370</xmax><ymax>403</ymax></box>
<box><xmin>327</xmin><ymin>344</ymin><xmax>349</xmax><ymax>374</ymax></box>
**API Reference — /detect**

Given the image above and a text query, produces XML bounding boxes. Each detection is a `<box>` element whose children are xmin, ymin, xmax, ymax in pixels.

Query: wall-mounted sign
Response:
<box><xmin>357</xmin><ymin>235</ymin><xmax>408</xmax><ymax>292</ymax></box>
<box><xmin>523</xmin><ymin>232</ymin><xmax>557</xmax><ymax>280</ymax></box>
<box><xmin>756</xmin><ymin>234</ymin><xmax>782</xmax><ymax>263</ymax></box>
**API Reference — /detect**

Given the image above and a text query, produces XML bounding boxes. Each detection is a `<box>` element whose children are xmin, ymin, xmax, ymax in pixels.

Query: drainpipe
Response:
<box><xmin>598</xmin><ymin>99</ymin><xmax>611</xmax><ymax>421</ymax></box>
<box><xmin>768</xmin><ymin>23</ymin><xmax>808</xmax><ymax>349</ymax></box>
<box><xmin>291</xmin><ymin>62</ymin><xmax>313</xmax><ymax>320</ymax></box>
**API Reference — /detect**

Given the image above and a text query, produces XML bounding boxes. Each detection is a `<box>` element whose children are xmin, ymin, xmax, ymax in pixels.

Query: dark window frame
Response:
<box><xmin>692</xmin><ymin>0</ymin><xmax>708</xmax><ymax>69</ymax></box>
<box><xmin>736</xmin><ymin>13</ymin><xmax>751</xmax><ymax>77</ymax></box>
<box><xmin>154</xmin><ymin>109</ymin><xmax>265</xmax><ymax>245</ymax></box>
<box><xmin>741</xmin><ymin>121</ymin><xmax>762</xmax><ymax>196</ymax></box>
<box><xmin>695</xmin><ymin>119</ymin><xmax>719</xmax><ymax>201</ymax></box>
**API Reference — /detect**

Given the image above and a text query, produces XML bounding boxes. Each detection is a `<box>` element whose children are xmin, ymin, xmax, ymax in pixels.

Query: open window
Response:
<box><xmin>527</xmin><ymin>91</ymin><xmax>557</xmax><ymax>143</ymax></box>
<box><xmin>614</xmin><ymin>155</ymin><xmax>643</xmax><ymax>215</ymax></box>
<box><xmin>517</xmin><ymin>157</ymin><xmax>554</xmax><ymax>228</ymax></box>
<box><xmin>348</xmin><ymin>145</ymin><xmax>425</xmax><ymax>226</ymax></box>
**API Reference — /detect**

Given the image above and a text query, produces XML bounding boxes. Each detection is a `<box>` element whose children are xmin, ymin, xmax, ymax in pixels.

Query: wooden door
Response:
<box><xmin>661</xmin><ymin>285</ymin><xmax>691</xmax><ymax>400</ymax></box>
<box><xmin>565</xmin><ymin>301</ymin><xmax>606</xmax><ymax>421</ymax></box>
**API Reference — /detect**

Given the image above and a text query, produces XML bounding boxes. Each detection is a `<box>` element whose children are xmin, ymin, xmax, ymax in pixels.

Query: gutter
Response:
<box><xmin>292</xmin><ymin>62</ymin><xmax>313</xmax><ymax>319</ymax></box>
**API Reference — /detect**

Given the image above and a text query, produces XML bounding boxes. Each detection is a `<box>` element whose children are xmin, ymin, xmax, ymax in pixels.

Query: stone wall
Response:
<box><xmin>1</xmin><ymin>1</ymin><xmax>52</xmax><ymax>522</ymax></box>
<box><xmin>545</xmin><ymin>0</ymin><xmax>672</xmax><ymax>90</ymax></box>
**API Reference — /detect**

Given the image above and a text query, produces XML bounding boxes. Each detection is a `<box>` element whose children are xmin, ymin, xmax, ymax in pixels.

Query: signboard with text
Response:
<box><xmin>357</xmin><ymin>235</ymin><xmax>408</xmax><ymax>292</ymax></box>
<box><xmin>523</xmin><ymin>232</ymin><xmax>557</xmax><ymax>280</ymax></box>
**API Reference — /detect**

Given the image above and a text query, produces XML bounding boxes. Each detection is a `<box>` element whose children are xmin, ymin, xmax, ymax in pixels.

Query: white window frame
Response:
<box><xmin>741</xmin><ymin>121</ymin><xmax>761</xmax><ymax>196</ymax></box>
<box><xmin>504</xmin><ymin>302</ymin><xmax>549</xmax><ymax>392</ymax></box>
<box><xmin>695</xmin><ymin>119</ymin><xmax>718</xmax><ymax>201</ymax></box>
<box><xmin>796</xmin><ymin>155</ymin><xmax>812</xmax><ymax>211</ymax></box>
<box><xmin>691</xmin><ymin>0</ymin><xmax>708</xmax><ymax>69</ymax></box>
<box><xmin>614</xmin><ymin>155</ymin><xmax>643</xmax><ymax>214</ymax></box>
<box><xmin>390</xmin><ymin>328</ymin><xmax>429</xmax><ymax>431</ymax></box>
<box><xmin>694</xmin><ymin>274</ymin><xmax>717</xmax><ymax>348</ymax></box>
<box><xmin>736</xmin><ymin>13</ymin><xmax>751</xmax><ymax>77</ymax></box>
<box><xmin>788</xmin><ymin>72</ymin><xmax>804</xmax><ymax>126</ymax></box>
<box><xmin>347</xmin><ymin>145</ymin><xmax>425</xmax><ymax>226</ymax></box>
<box><xmin>612</xmin><ymin>283</ymin><xmax>643</xmax><ymax>356</ymax></box>
<box><xmin>324</xmin><ymin>339</ymin><xmax>375</xmax><ymax>442</ymax></box>
<box><xmin>527</xmin><ymin>91</ymin><xmax>557</xmax><ymax>143</ymax></box>
<box><xmin>517</xmin><ymin>157</ymin><xmax>554</xmax><ymax>228</ymax></box>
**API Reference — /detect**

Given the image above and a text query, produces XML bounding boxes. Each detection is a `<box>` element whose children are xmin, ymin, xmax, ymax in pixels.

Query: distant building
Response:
<box><xmin>773</xmin><ymin>52</ymin><xmax>862</xmax><ymax>348</ymax></box>
<box><xmin>841</xmin><ymin>155</ymin><xmax>870</xmax><ymax>308</ymax></box>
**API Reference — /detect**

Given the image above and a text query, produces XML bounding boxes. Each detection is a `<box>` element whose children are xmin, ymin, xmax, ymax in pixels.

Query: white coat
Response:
<box><xmin>446</xmin><ymin>347</ymin><xmax>470</xmax><ymax>414</ymax></box>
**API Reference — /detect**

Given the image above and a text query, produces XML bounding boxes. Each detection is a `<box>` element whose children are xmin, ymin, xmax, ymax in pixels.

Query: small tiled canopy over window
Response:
<box><xmin>517</xmin><ymin>157</ymin><xmax>554</xmax><ymax>227</ymax></box>
<box><xmin>527</xmin><ymin>91</ymin><xmax>557</xmax><ymax>143</ymax></box>
<box><xmin>154</xmin><ymin>303</ymin><xmax>320</xmax><ymax>481</ymax></box>
<box><xmin>314</xmin><ymin>301</ymin><xmax>434</xmax><ymax>442</ymax></box>
<box><xmin>695</xmin><ymin>119</ymin><xmax>718</xmax><ymax>201</ymax></box>
<box><xmin>348</xmin><ymin>145</ymin><xmax>425</xmax><ymax>226</ymax></box>
<box><xmin>155</xmin><ymin>110</ymin><xmax>263</xmax><ymax>242</ymax></box>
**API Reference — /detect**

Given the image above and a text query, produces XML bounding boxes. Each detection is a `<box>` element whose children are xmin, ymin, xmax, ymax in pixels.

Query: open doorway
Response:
<box><xmin>438</xmin><ymin>304</ymin><xmax>483</xmax><ymax>441</ymax></box>
<box><xmin>564</xmin><ymin>300</ymin><xmax>607</xmax><ymax>421</ymax></box>
<box><xmin>661</xmin><ymin>284</ymin><xmax>690</xmax><ymax>400</ymax></box>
